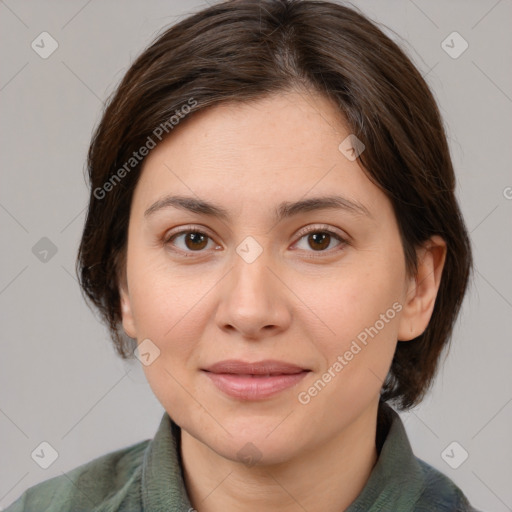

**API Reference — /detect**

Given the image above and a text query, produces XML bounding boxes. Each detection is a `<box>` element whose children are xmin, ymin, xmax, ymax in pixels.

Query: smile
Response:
<box><xmin>201</xmin><ymin>359</ymin><xmax>311</xmax><ymax>400</ymax></box>
<box><xmin>203</xmin><ymin>372</ymin><xmax>310</xmax><ymax>400</ymax></box>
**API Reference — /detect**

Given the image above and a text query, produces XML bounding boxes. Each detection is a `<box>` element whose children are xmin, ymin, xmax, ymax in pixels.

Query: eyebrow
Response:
<box><xmin>144</xmin><ymin>194</ymin><xmax>373</xmax><ymax>222</ymax></box>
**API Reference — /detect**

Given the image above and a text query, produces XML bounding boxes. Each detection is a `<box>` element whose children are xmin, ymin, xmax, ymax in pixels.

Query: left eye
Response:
<box><xmin>294</xmin><ymin>230</ymin><xmax>345</xmax><ymax>252</ymax></box>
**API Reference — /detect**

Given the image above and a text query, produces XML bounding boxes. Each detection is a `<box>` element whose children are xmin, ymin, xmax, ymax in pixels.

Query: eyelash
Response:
<box><xmin>163</xmin><ymin>224</ymin><xmax>349</xmax><ymax>259</ymax></box>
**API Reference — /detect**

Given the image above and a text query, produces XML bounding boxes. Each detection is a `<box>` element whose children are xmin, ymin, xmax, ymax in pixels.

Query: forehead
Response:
<box><xmin>163</xmin><ymin>91</ymin><xmax>347</xmax><ymax>166</ymax></box>
<box><xmin>132</xmin><ymin>91</ymin><xmax>389</xmax><ymax>220</ymax></box>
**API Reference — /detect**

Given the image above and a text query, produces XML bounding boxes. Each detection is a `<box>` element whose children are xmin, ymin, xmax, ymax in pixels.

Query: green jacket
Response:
<box><xmin>5</xmin><ymin>403</ymin><xmax>480</xmax><ymax>511</ymax></box>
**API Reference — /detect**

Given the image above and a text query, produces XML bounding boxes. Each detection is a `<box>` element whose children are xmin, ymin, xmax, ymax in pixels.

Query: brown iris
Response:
<box><xmin>184</xmin><ymin>232</ymin><xmax>208</xmax><ymax>251</ymax></box>
<box><xmin>308</xmin><ymin>232</ymin><xmax>331</xmax><ymax>251</ymax></box>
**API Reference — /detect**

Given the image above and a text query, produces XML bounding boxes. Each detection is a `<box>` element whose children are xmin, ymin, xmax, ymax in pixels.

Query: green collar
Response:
<box><xmin>140</xmin><ymin>402</ymin><xmax>473</xmax><ymax>511</ymax></box>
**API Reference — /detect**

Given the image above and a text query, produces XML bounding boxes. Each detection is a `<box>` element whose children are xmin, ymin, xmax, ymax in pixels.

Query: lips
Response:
<box><xmin>202</xmin><ymin>359</ymin><xmax>310</xmax><ymax>400</ymax></box>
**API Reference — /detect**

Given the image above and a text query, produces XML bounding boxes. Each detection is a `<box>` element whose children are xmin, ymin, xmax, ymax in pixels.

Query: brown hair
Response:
<box><xmin>77</xmin><ymin>0</ymin><xmax>473</xmax><ymax>410</ymax></box>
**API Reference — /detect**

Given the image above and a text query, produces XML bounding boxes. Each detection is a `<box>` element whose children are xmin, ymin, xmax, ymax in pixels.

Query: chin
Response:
<box><xmin>212</xmin><ymin>434</ymin><xmax>299</xmax><ymax>468</ymax></box>
<box><xmin>184</xmin><ymin>412</ymin><xmax>305</xmax><ymax>466</ymax></box>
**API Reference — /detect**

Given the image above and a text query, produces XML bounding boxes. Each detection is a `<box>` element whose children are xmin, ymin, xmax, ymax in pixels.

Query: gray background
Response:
<box><xmin>1</xmin><ymin>0</ymin><xmax>511</xmax><ymax>510</ymax></box>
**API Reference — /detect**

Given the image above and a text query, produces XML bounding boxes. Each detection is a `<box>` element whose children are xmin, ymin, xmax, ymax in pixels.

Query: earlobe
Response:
<box><xmin>119</xmin><ymin>284</ymin><xmax>137</xmax><ymax>339</ymax></box>
<box><xmin>397</xmin><ymin>235</ymin><xmax>447</xmax><ymax>341</ymax></box>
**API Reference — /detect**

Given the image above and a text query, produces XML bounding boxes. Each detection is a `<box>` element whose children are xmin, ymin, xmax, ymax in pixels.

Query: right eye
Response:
<box><xmin>164</xmin><ymin>227</ymin><xmax>221</xmax><ymax>256</ymax></box>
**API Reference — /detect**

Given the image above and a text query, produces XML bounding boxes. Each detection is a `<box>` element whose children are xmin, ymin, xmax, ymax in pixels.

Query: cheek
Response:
<box><xmin>304</xmin><ymin>252</ymin><xmax>405</xmax><ymax>384</ymax></box>
<box><xmin>126</xmin><ymin>254</ymin><xmax>214</xmax><ymax>383</ymax></box>
<box><xmin>311</xmin><ymin>256</ymin><xmax>404</xmax><ymax>336</ymax></box>
<box><xmin>129</xmin><ymin>257</ymin><xmax>214</xmax><ymax>417</ymax></box>
<box><xmin>128</xmin><ymin>249</ymin><xmax>205</xmax><ymax>335</ymax></box>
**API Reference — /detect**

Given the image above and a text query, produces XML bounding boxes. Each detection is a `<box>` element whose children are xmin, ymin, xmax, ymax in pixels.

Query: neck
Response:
<box><xmin>180</xmin><ymin>400</ymin><xmax>380</xmax><ymax>512</ymax></box>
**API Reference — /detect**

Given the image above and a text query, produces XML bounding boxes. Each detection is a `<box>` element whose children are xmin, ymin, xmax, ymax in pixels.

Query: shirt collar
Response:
<box><xmin>141</xmin><ymin>413</ymin><xmax>192</xmax><ymax>510</ymax></box>
<box><xmin>346</xmin><ymin>401</ymin><xmax>426</xmax><ymax>511</ymax></box>
<box><xmin>141</xmin><ymin>401</ymin><xmax>423</xmax><ymax>511</ymax></box>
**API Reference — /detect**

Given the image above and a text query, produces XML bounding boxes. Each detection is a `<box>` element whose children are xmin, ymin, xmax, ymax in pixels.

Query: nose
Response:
<box><xmin>214</xmin><ymin>247</ymin><xmax>292</xmax><ymax>340</ymax></box>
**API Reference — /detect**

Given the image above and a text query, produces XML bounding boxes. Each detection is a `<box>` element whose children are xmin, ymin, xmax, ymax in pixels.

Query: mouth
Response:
<box><xmin>201</xmin><ymin>359</ymin><xmax>311</xmax><ymax>400</ymax></box>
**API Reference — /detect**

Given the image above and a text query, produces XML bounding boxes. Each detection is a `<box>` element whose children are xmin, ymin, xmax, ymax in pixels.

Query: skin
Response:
<box><xmin>119</xmin><ymin>88</ymin><xmax>447</xmax><ymax>512</ymax></box>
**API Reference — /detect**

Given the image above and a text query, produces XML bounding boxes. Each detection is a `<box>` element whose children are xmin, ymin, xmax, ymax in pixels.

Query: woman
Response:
<box><xmin>6</xmin><ymin>0</ymin><xmax>479</xmax><ymax>510</ymax></box>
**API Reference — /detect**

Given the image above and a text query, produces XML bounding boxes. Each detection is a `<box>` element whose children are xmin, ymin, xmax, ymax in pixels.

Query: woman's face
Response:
<box><xmin>120</xmin><ymin>90</ymin><xmax>416</xmax><ymax>465</ymax></box>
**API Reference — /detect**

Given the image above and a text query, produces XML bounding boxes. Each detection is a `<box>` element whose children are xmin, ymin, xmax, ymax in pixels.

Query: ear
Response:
<box><xmin>119</xmin><ymin>278</ymin><xmax>137</xmax><ymax>340</ymax></box>
<box><xmin>397</xmin><ymin>235</ymin><xmax>447</xmax><ymax>341</ymax></box>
